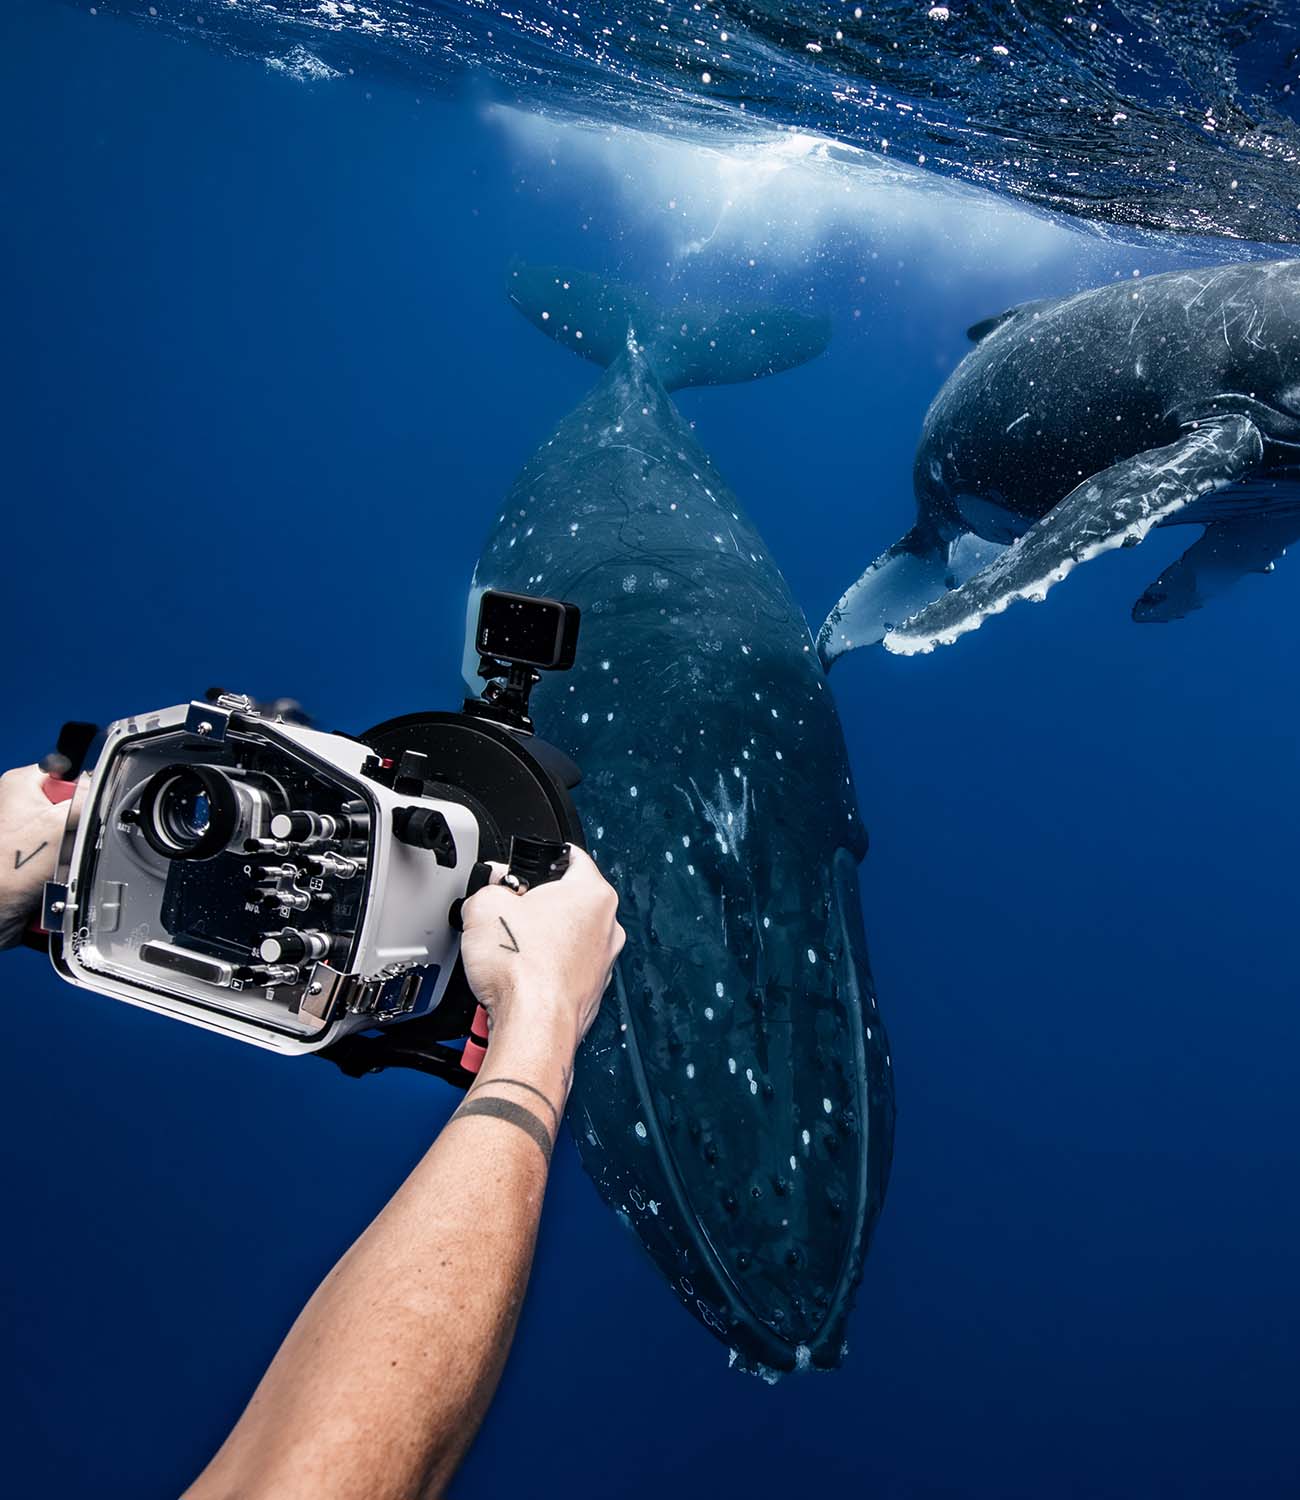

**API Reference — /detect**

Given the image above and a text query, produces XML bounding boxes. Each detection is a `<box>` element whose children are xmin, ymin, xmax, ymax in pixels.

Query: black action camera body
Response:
<box><xmin>476</xmin><ymin>590</ymin><xmax>580</xmax><ymax>671</ymax></box>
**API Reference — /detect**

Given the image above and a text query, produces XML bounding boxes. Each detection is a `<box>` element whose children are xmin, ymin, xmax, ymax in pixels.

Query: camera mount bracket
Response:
<box><xmin>184</xmin><ymin>698</ymin><xmax>234</xmax><ymax>744</ymax></box>
<box><xmin>462</xmin><ymin>657</ymin><xmax>543</xmax><ymax>736</ymax></box>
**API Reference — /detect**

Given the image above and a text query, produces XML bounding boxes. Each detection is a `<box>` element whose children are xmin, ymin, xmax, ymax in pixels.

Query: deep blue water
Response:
<box><xmin>4</xmin><ymin>3</ymin><xmax>1300</xmax><ymax>1496</ymax></box>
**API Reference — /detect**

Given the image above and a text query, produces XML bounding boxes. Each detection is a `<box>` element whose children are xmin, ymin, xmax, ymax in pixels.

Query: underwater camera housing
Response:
<box><xmin>41</xmin><ymin>591</ymin><xmax>583</xmax><ymax>1084</ymax></box>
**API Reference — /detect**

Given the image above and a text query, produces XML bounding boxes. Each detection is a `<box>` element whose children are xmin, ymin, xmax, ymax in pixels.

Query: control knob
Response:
<box><xmin>258</xmin><ymin>929</ymin><xmax>331</xmax><ymax>966</ymax></box>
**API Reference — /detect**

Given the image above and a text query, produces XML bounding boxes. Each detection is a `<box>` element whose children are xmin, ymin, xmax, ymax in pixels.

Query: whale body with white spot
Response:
<box><xmin>463</xmin><ymin>265</ymin><xmax>895</xmax><ymax>1374</ymax></box>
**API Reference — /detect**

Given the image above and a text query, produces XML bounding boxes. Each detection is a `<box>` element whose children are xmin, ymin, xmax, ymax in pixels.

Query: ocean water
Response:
<box><xmin>3</xmin><ymin>2</ymin><xmax>1300</xmax><ymax>1496</ymax></box>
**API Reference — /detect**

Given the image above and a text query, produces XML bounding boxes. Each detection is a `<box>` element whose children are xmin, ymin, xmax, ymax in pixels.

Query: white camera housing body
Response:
<box><xmin>47</xmin><ymin>696</ymin><xmax>480</xmax><ymax>1055</ymax></box>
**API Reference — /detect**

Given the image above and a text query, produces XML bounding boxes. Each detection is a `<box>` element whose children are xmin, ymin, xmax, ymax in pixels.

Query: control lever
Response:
<box><xmin>505</xmin><ymin>836</ymin><xmax>571</xmax><ymax>890</ymax></box>
<box><xmin>460</xmin><ymin>837</ymin><xmax>571</xmax><ymax>1076</ymax></box>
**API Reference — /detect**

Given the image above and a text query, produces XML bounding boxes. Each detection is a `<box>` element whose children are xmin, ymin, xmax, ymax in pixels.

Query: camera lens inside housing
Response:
<box><xmin>164</xmin><ymin>780</ymin><xmax>211</xmax><ymax>842</ymax></box>
<box><xmin>139</xmin><ymin>766</ymin><xmax>243</xmax><ymax>860</ymax></box>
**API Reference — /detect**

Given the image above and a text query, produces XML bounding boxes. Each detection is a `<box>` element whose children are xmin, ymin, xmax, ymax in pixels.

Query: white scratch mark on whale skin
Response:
<box><xmin>684</xmin><ymin>770</ymin><xmax>751</xmax><ymax>860</ymax></box>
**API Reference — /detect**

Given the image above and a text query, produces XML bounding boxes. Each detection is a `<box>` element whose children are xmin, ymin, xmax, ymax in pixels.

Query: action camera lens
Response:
<box><xmin>139</xmin><ymin>765</ymin><xmax>241</xmax><ymax>861</ymax></box>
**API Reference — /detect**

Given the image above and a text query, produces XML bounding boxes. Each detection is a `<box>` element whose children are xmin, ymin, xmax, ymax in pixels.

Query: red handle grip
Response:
<box><xmin>461</xmin><ymin>1005</ymin><xmax>490</xmax><ymax>1076</ymax></box>
<box><xmin>41</xmin><ymin>776</ymin><xmax>76</xmax><ymax>805</ymax></box>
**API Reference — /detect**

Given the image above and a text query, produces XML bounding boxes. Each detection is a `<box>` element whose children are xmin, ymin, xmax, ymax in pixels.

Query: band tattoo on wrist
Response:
<box><xmin>477</xmin><ymin>1077</ymin><xmax>560</xmax><ymax>1132</ymax></box>
<box><xmin>497</xmin><ymin>916</ymin><xmax>520</xmax><ymax>953</ymax></box>
<box><xmin>452</xmin><ymin>1094</ymin><xmax>554</xmax><ymax>1163</ymax></box>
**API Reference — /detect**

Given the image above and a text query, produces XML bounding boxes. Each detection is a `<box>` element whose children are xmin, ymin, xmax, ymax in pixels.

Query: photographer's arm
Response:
<box><xmin>186</xmin><ymin>847</ymin><xmax>624</xmax><ymax>1500</ymax></box>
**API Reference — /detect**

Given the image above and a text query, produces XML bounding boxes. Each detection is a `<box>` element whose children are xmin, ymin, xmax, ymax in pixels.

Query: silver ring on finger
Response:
<box><xmin>501</xmin><ymin>872</ymin><xmax>528</xmax><ymax>895</ymax></box>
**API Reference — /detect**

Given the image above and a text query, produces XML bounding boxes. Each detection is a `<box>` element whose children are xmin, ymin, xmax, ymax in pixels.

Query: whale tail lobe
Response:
<box><xmin>507</xmin><ymin>263</ymin><xmax>830</xmax><ymax>392</ymax></box>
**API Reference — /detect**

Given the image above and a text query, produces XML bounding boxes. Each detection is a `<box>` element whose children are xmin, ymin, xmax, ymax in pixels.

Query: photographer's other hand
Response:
<box><xmin>0</xmin><ymin>765</ymin><xmax>75</xmax><ymax>950</ymax></box>
<box><xmin>459</xmin><ymin>844</ymin><xmax>625</xmax><ymax>1063</ymax></box>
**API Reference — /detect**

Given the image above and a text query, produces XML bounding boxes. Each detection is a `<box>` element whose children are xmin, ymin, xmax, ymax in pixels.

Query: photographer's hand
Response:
<box><xmin>187</xmin><ymin>845</ymin><xmax>624</xmax><ymax>1500</ymax></box>
<box><xmin>459</xmin><ymin>843</ymin><xmax>625</xmax><ymax>1061</ymax></box>
<box><xmin>0</xmin><ymin>765</ymin><xmax>75</xmax><ymax>950</ymax></box>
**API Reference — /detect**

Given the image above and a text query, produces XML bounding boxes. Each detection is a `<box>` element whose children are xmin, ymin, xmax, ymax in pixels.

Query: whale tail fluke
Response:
<box><xmin>507</xmin><ymin>263</ymin><xmax>830</xmax><ymax>392</ymax></box>
<box><xmin>816</xmin><ymin>524</ymin><xmax>955</xmax><ymax>670</ymax></box>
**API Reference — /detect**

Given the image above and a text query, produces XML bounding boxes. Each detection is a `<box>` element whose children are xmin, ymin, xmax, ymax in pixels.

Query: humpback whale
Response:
<box><xmin>462</xmin><ymin>267</ymin><xmax>895</xmax><ymax>1374</ymax></box>
<box><xmin>817</xmin><ymin>259</ymin><xmax>1300</xmax><ymax>661</ymax></box>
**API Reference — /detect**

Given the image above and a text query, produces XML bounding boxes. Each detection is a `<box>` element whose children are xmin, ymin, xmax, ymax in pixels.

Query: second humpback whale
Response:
<box><xmin>462</xmin><ymin>267</ymin><xmax>895</xmax><ymax>1374</ymax></box>
<box><xmin>817</xmin><ymin>258</ymin><xmax>1300</xmax><ymax>660</ymax></box>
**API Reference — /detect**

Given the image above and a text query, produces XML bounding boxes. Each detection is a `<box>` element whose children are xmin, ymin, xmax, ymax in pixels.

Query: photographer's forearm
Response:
<box><xmin>185</xmin><ymin>1004</ymin><xmax>574</xmax><ymax>1500</ymax></box>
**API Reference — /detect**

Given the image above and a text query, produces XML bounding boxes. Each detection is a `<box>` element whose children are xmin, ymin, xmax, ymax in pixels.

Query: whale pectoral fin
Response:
<box><xmin>882</xmin><ymin>415</ymin><xmax>1265</xmax><ymax>655</ymax></box>
<box><xmin>816</xmin><ymin>524</ymin><xmax>956</xmax><ymax>668</ymax></box>
<box><xmin>1132</xmin><ymin>508</ymin><xmax>1300</xmax><ymax>622</ymax></box>
<box><xmin>945</xmin><ymin>532</ymin><xmax>1009</xmax><ymax>585</ymax></box>
<box><xmin>966</xmin><ymin>296</ymin><xmax>1057</xmax><ymax>343</ymax></box>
